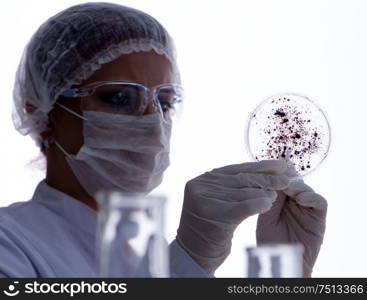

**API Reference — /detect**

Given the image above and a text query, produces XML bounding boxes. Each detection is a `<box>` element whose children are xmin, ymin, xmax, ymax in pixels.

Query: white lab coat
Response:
<box><xmin>0</xmin><ymin>180</ymin><xmax>209</xmax><ymax>277</ymax></box>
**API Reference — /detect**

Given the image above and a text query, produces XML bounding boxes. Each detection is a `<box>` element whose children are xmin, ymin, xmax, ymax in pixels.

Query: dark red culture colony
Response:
<box><xmin>253</xmin><ymin>96</ymin><xmax>322</xmax><ymax>173</ymax></box>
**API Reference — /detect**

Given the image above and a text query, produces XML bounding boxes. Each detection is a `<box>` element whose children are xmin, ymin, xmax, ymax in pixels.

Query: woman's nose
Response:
<box><xmin>143</xmin><ymin>101</ymin><xmax>158</xmax><ymax>115</ymax></box>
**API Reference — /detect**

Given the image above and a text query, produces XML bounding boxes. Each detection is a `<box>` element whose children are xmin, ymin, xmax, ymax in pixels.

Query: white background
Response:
<box><xmin>0</xmin><ymin>0</ymin><xmax>366</xmax><ymax>277</ymax></box>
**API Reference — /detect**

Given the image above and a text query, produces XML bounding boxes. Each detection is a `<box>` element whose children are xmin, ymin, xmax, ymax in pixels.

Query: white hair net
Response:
<box><xmin>12</xmin><ymin>2</ymin><xmax>180</xmax><ymax>146</ymax></box>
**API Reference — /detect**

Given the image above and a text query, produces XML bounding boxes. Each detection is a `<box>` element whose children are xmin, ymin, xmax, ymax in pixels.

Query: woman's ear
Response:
<box><xmin>39</xmin><ymin>110</ymin><xmax>57</xmax><ymax>153</ymax></box>
<box><xmin>39</xmin><ymin>127</ymin><xmax>55</xmax><ymax>153</ymax></box>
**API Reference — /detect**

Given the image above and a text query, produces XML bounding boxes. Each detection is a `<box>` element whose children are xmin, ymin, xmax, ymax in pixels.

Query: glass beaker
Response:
<box><xmin>245</xmin><ymin>244</ymin><xmax>304</xmax><ymax>277</ymax></box>
<box><xmin>96</xmin><ymin>191</ymin><xmax>168</xmax><ymax>277</ymax></box>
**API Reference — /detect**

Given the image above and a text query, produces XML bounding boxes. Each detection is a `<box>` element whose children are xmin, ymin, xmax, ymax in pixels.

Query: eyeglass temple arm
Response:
<box><xmin>61</xmin><ymin>88</ymin><xmax>90</xmax><ymax>98</ymax></box>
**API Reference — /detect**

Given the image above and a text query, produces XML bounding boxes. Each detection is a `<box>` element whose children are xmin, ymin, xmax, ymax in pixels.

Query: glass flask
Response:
<box><xmin>245</xmin><ymin>244</ymin><xmax>304</xmax><ymax>277</ymax></box>
<box><xmin>96</xmin><ymin>191</ymin><xmax>168</xmax><ymax>277</ymax></box>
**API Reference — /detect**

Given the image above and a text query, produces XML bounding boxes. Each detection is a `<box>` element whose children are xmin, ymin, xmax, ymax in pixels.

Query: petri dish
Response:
<box><xmin>245</xmin><ymin>93</ymin><xmax>331</xmax><ymax>177</ymax></box>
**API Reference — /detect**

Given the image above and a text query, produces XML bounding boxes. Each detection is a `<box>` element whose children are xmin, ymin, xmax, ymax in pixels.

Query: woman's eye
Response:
<box><xmin>98</xmin><ymin>91</ymin><xmax>130</xmax><ymax>106</ymax></box>
<box><xmin>159</xmin><ymin>100</ymin><xmax>173</xmax><ymax>112</ymax></box>
<box><xmin>158</xmin><ymin>89</ymin><xmax>180</xmax><ymax>112</ymax></box>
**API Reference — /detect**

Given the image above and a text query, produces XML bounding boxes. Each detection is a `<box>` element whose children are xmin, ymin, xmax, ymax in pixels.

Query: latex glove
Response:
<box><xmin>176</xmin><ymin>160</ymin><xmax>290</xmax><ymax>275</ymax></box>
<box><xmin>256</xmin><ymin>165</ymin><xmax>327</xmax><ymax>277</ymax></box>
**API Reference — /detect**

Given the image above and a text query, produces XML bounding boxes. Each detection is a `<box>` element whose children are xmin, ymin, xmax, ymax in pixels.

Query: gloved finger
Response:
<box><xmin>282</xmin><ymin>179</ymin><xmax>313</xmax><ymax>196</ymax></box>
<box><xmin>282</xmin><ymin>180</ymin><xmax>327</xmax><ymax>211</ymax></box>
<box><xmin>284</xmin><ymin>162</ymin><xmax>302</xmax><ymax>179</ymax></box>
<box><xmin>258</xmin><ymin>191</ymin><xmax>326</xmax><ymax>228</ymax></box>
<box><xmin>257</xmin><ymin>191</ymin><xmax>288</xmax><ymax>222</ymax></box>
<box><xmin>235</xmin><ymin>197</ymin><xmax>274</xmax><ymax>217</ymax></box>
<box><xmin>201</xmin><ymin>196</ymin><xmax>274</xmax><ymax>223</ymax></box>
<box><xmin>292</xmin><ymin>191</ymin><xmax>328</xmax><ymax>211</ymax></box>
<box><xmin>204</xmin><ymin>172</ymin><xmax>290</xmax><ymax>190</ymax></box>
<box><xmin>186</xmin><ymin>190</ymin><xmax>276</xmax><ymax>222</ymax></box>
<box><xmin>285</xmin><ymin>199</ymin><xmax>327</xmax><ymax>224</ymax></box>
<box><xmin>211</xmin><ymin>159</ymin><xmax>288</xmax><ymax>176</ymax></box>
<box><xmin>267</xmin><ymin>200</ymin><xmax>327</xmax><ymax>252</ymax></box>
<box><xmin>202</xmin><ymin>187</ymin><xmax>278</xmax><ymax>203</ymax></box>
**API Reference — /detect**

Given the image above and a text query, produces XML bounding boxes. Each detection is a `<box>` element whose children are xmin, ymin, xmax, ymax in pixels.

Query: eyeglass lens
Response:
<box><xmin>81</xmin><ymin>83</ymin><xmax>182</xmax><ymax>119</ymax></box>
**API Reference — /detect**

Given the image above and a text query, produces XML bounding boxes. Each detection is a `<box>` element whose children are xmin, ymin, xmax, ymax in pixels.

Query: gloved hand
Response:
<box><xmin>256</xmin><ymin>165</ymin><xmax>327</xmax><ymax>277</ymax></box>
<box><xmin>176</xmin><ymin>160</ymin><xmax>291</xmax><ymax>275</ymax></box>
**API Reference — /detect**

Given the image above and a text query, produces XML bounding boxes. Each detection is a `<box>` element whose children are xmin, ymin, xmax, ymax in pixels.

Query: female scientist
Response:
<box><xmin>0</xmin><ymin>2</ymin><xmax>327</xmax><ymax>277</ymax></box>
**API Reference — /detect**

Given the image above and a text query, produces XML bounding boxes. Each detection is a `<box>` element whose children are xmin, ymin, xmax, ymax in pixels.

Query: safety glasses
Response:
<box><xmin>60</xmin><ymin>81</ymin><xmax>184</xmax><ymax>121</ymax></box>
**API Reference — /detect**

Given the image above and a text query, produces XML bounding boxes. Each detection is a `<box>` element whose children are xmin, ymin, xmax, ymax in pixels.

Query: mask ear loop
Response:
<box><xmin>56</xmin><ymin>102</ymin><xmax>87</xmax><ymax>120</ymax></box>
<box><xmin>54</xmin><ymin>141</ymin><xmax>70</xmax><ymax>157</ymax></box>
<box><xmin>52</xmin><ymin>103</ymin><xmax>86</xmax><ymax>157</ymax></box>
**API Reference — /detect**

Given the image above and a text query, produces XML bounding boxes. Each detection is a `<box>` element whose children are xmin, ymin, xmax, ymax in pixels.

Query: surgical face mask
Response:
<box><xmin>54</xmin><ymin>107</ymin><xmax>172</xmax><ymax>198</ymax></box>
